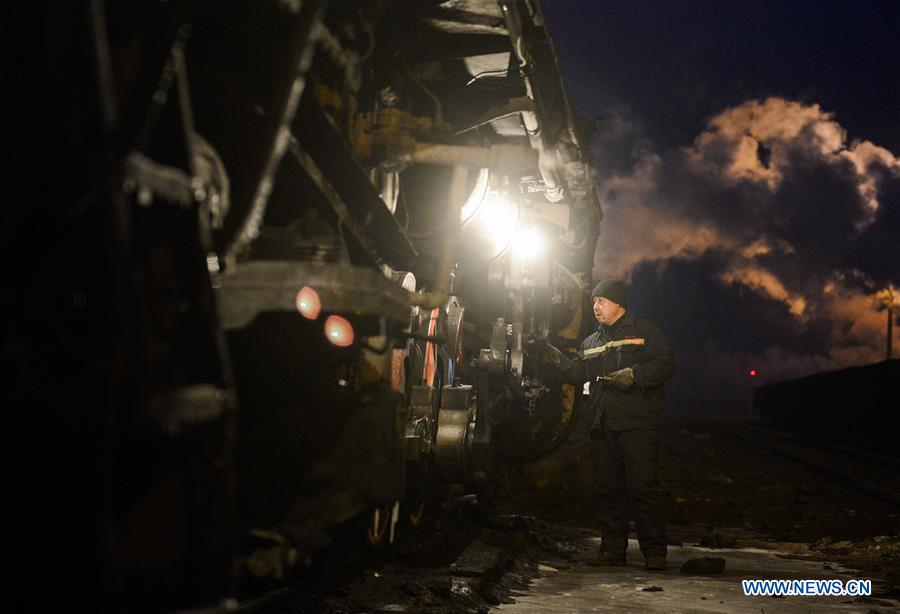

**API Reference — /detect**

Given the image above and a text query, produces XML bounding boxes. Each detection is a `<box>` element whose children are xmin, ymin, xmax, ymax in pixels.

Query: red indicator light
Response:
<box><xmin>749</xmin><ymin>369</ymin><xmax>757</xmax><ymax>377</ymax></box>
<box><xmin>324</xmin><ymin>315</ymin><xmax>354</xmax><ymax>347</ymax></box>
<box><xmin>296</xmin><ymin>286</ymin><xmax>321</xmax><ymax>319</ymax></box>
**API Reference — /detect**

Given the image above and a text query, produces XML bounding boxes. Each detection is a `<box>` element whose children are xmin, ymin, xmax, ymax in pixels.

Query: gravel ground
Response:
<box><xmin>252</xmin><ymin>417</ymin><xmax>900</xmax><ymax>612</ymax></box>
<box><xmin>520</xmin><ymin>418</ymin><xmax>900</xmax><ymax>600</ymax></box>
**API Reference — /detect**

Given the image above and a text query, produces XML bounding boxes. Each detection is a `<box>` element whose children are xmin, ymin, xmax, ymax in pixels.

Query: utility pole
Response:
<box><xmin>875</xmin><ymin>287</ymin><xmax>897</xmax><ymax>360</ymax></box>
<box><xmin>888</xmin><ymin>301</ymin><xmax>894</xmax><ymax>360</ymax></box>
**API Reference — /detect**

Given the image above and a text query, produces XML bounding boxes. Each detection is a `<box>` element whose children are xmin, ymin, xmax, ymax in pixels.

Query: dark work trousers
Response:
<box><xmin>590</xmin><ymin>426</ymin><xmax>667</xmax><ymax>557</ymax></box>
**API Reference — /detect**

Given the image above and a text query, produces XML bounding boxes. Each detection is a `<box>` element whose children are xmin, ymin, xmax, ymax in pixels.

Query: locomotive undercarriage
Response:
<box><xmin>8</xmin><ymin>0</ymin><xmax>601</xmax><ymax>608</ymax></box>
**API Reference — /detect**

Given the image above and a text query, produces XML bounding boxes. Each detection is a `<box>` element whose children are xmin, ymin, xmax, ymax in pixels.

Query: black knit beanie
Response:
<box><xmin>591</xmin><ymin>280</ymin><xmax>628</xmax><ymax>308</ymax></box>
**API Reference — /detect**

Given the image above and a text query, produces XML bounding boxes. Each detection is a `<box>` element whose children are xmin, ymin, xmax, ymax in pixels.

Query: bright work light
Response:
<box><xmin>510</xmin><ymin>226</ymin><xmax>544</xmax><ymax>262</ymax></box>
<box><xmin>461</xmin><ymin>191</ymin><xmax>520</xmax><ymax>259</ymax></box>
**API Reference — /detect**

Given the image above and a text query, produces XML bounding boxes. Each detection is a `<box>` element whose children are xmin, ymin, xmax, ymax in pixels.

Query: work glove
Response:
<box><xmin>607</xmin><ymin>367</ymin><xmax>635</xmax><ymax>390</ymax></box>
<box><xmin>544</xmin><ymin>343</ymin><xmax>563</xmax><ymax>366</ymax></box>
<box><xmin>542</xmin><ymin>342</ymin><xmax>578</xmax><ymax>380</ymax></box>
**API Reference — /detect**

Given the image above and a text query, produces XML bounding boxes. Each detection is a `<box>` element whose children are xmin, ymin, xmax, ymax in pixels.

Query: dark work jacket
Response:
<box><xmin>561</xmin><ymin>311</ymin><xmax>676</xmax><ymax>431</ymax></box>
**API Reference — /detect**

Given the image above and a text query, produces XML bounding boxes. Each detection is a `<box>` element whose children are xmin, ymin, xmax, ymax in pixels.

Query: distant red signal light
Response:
<box><xmin>296</xmin><ymin>286</ymin><xmax>321</xmax><ymax>319</ymax></box>
<box><xmin>749</xmin><ymin>369</ymin><xmax>757</xmax><ymax>377</ymax></box>
<box><xmin>324</xmin><ymin>315</ymin><xmax>354</xmax><ymax>347</ymax></box>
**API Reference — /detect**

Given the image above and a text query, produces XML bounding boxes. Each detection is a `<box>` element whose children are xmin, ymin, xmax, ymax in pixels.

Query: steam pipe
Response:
<box><xmin>410</xmin><ymin>164</ymin><xmax>468</xmax><ymax>308</ymax></box>
<box><xmin>498</xmin><ymin>0</ymin><xmax>566</xmax><ymax>202</ymax></box>
<box><xmin>400</xmin><ymin>143</ymin><xmax>536</xmax><ymax>174</ymax></box>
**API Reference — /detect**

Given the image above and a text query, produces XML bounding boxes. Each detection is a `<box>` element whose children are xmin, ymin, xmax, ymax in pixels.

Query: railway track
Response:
<box><xmin>719</xmin><ymin>422</ymin><xmax>900</xmax><ymax>508</ymax></box>
<box><xmin>745</xmin><ymin>424</ymin><xmax>900</xmax><ymax>469</ymax></box>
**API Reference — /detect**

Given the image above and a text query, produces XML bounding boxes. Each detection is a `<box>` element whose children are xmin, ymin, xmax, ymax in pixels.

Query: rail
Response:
<box><xmin>719</xmin><ymin>424</ymin><xmax>900</xmax><ymax>507</ymax></box>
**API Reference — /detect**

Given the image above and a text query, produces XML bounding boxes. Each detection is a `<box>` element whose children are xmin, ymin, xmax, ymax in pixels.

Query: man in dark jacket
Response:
<box><xmin>549</xmin><ymin>280</ymin><xmax>676</xmax><ymax>570</ymax></box>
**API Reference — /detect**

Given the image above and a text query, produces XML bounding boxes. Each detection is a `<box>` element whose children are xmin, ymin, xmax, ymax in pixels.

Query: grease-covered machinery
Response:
<box><xmin>8</xmin><ymin>0</ymin><xmax>601</xmax><ymax>608</ymax></box>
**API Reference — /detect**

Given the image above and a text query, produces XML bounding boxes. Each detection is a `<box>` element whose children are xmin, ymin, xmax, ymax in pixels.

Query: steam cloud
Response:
<box><xmin>594</xmin><ymin>97</ymin><xmax>900</xmax><ymax>384</ymax></box>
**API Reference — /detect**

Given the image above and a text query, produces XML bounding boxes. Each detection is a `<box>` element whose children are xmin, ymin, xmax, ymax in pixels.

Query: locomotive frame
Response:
<box><xmin>6</xmin><ymin>1</ymin><xmax>602</xmax><ymax>608</ymax></box>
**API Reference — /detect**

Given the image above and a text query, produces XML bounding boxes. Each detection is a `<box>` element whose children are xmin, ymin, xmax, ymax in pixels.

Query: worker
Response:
<box><xmin>547</xmin><ymin>280</ymin><xmax>676</xmax><ymax>570</ymax></box>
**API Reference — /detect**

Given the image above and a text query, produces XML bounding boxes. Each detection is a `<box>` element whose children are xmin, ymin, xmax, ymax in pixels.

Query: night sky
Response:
<box><xmin>542</xmin><ymin>1</ymin><xmax>900</xmax><ymax>411</ymax></box>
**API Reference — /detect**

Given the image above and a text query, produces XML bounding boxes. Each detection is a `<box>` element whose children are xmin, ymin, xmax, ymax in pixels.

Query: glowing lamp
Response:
<box><xmin>324</xmin><ymin>315</ymin><xmax>354</xmax><ymax>347</ymax></box>
<box><xmin>511</xmin><ymin>227</ymin><xmax>544</xmax><ymax>262</ymax></box>
<box><xmin>749</xmin><ymin>369</ymin><xmax>757</xmax><ymax>377</ymax></box>
<box><xmin>459</xmin><ymin>176</ymin><xmax>520</xmax><ymax>260</ymax></box>
<box><xmin>478</xmin><ymin>193</ymin><xmax>519</xmax><ymax>254</ymax></box>
<box><xmin>460</xmin><ymin>168</ymin><xmax>490</xmax><ymax>223</ymax></box>
<box><xmin>296</xmin><ymin>286</ymin><xmax>322</xmax><ymax>319</ymax></box>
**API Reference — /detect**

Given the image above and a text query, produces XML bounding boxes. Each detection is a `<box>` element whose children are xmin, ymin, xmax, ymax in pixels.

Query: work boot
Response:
<box><xmin>644</xmin><ymin>554</ymin><xmax>667</xmax><ymax>571</ymax></box>
<box><xmin>587</xmin><ymin>549</ymin><xmax>626</xmax><ymax>567</ymax></box>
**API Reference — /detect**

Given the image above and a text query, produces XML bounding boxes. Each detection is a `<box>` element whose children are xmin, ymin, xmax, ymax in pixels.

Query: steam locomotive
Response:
<box><xmin>7</xmin><ymin>1</ymin><xmax>601</xmax><ymax>608</ymax></box>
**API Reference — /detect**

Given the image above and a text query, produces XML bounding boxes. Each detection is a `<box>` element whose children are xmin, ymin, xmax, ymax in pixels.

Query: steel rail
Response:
<box><xmin>742</xmin><ymin>424</ymin><xmax>900</xmax><ymax>470</ymax></box>
<box><xmin>721</xmin><ymin>427</ymin><xmax>900</xmax><ymax>507</ymax></box>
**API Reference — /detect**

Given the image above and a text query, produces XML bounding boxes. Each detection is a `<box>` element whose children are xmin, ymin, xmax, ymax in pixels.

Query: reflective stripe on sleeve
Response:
<box><xmin>582</xmin><ymin>337</ymin><xmax>645</xmax><ymax>358</ymax></box>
